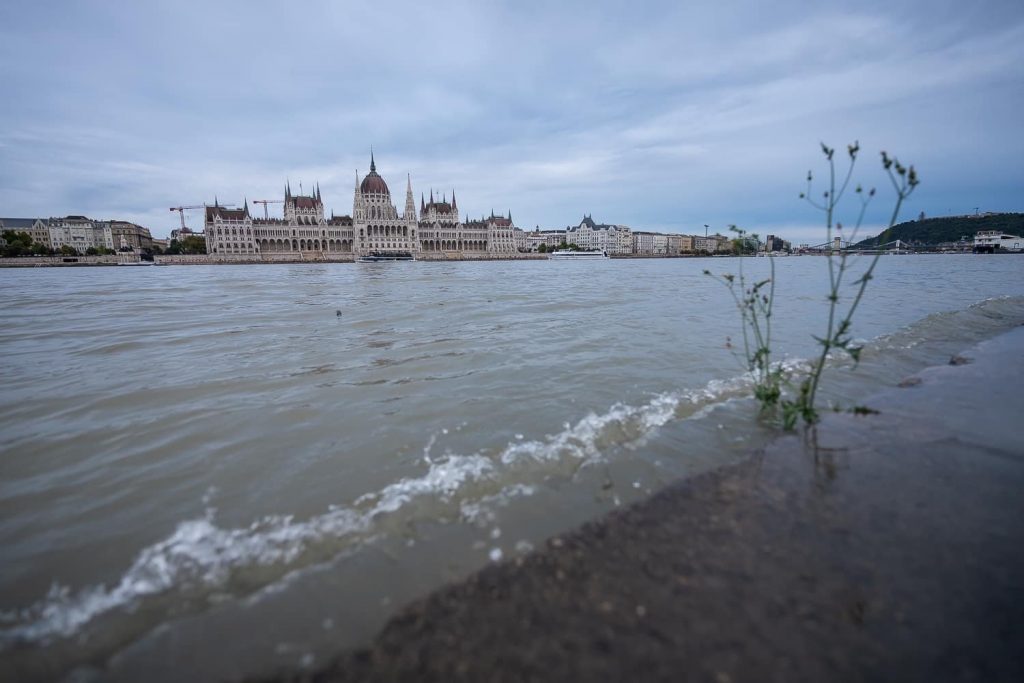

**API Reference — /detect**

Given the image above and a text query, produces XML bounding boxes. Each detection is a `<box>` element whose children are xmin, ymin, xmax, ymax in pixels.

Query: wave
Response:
<box><xmin>4</xmin><ymin>295</ymin><xmax>1022</xmax><ymax>648</ymax></box>
<box><xmin>0</xmin><ymin>372</ymin><xmax>757</xmax><ymax>647</ymax></box>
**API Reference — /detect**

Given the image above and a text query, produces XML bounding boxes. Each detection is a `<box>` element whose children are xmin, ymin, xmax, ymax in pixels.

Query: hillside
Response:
<box><xmin>854</xmin><ymin>213</ymin><xmax>1024</xmax><ymax>247</ymax></box>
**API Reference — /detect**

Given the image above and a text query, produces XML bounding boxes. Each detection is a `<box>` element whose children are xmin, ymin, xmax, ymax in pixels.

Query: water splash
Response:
<box><xmin>7</xmin><ymin>296</ymin><xmax>1022</xmax><ymax>647</ymax></box>
<box><xmin>0</xmin><ymin>372</ymin><xmax>754</xmax><ymax>647</ymax></box>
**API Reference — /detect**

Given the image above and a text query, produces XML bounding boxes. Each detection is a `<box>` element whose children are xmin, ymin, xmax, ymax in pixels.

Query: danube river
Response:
<box><xmin>2</xmin><ymin>255</ymin><xmax>1023</xmax><ymax>681</ymax></box>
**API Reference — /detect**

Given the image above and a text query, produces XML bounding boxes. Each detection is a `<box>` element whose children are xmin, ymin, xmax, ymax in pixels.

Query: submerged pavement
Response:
<box><xmin>293</xmin><ymin>326</ymin><xmax>1024</xmax><ymax>682</ymax></box>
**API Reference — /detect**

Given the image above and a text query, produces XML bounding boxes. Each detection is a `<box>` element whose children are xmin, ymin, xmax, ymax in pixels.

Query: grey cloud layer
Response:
<box><xmin>1</xmin><ymin>0</ymin><xmax>1021</xmax><ymax>241</ymax></box>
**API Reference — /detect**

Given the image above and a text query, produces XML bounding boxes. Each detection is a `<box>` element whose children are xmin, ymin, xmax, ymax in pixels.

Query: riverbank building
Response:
<box><xmin>204</xmin><ymin>152</ymin><xmax>526</xmax><ymax>260</ymax></box>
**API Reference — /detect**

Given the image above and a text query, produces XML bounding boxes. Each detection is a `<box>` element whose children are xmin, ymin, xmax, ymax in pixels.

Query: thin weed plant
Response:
<box><xmin>707</xmin><ymin>141</ymin><xmax>919</xmax><ymax>430</ymax></box>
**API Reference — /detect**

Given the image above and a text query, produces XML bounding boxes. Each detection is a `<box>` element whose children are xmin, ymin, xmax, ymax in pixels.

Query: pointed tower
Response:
<box><xmin>452</xmin><ymin>189</ymin><xmax>457</xmax><ymax>211</ymax></box>
<box><xmin>352</xmin><ymin>169</ymin><xmax>361</xmax><ymax>218</ymax></box>
<box><xmin>421</xmin><ymin>193</ymin><xmax>425</xmax><ymax>211</ymax></box>
<box><xmin>404</xmin><ymin>173</ymin><xmax>416</xmax><ymax>221</ymax></box>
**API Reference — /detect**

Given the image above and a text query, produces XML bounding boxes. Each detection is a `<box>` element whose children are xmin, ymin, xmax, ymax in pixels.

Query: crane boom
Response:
<box><xmin>169</xmin><ymin>204</ymin><xmax>235</xmax><ymax>230</ymax></box>
<box><xmin>251</xmin><ymin>199</ymin><xmax>284</xmax><ymax>220</ymax></box>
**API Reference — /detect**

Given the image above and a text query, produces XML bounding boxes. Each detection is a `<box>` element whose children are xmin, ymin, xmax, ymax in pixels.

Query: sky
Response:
<box><xmin>1</xmin><ymin>0</ymin><xmax>1022</xmax><ymax>242</ymax></box>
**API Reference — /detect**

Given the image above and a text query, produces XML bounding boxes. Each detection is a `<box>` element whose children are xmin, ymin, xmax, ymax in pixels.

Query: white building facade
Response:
<box><xmin>632</xmin><ymin>231</ymin><xmax>656</xmax><ymax>255</ymax></box>
<box><xmin>47</xmin><ymin>216</ymin><xmax>114</xmax><ymax>252</ymax></box>
<box><xmin>564</xmin><ymin>216</ymin><xmax>632</xmax><ymax>255</ymax></box>
<box><xmin>204</xmin><ymin>153</ymin><xmax>528</xmax><ymax>260</ymax></box>
<box><xmin>353</xmin><ymin>154</ymin><xmax>418</xmax><ymax>258</ymax></box>
<box><xmin>205</xmin><ymin>203</ymin><xmax>257</xmax><ymax>255</ymax></box>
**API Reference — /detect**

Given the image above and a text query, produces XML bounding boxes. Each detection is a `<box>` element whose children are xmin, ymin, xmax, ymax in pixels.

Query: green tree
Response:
<box><xmin>60</xmin><ymin>244</ymin><xmax>78</xmax><ymax>256</ymax></box>
<box><xmin>730</xmin><ymin>238</ymin><xmax>758</xmax><ymax>255</ymax></box>
<box><xmin>180</xmin><ymin>235</ymin><xmax>206</xmax><ymax>254</ymax></box>
<box><xmin>2</xmin><ymin>230</ymin><xmax>35</xmax><ymax>257</ymax></box>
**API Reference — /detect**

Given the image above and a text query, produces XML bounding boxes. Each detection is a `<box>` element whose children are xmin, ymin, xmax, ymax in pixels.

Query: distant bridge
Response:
<box><xmin>799</xmin><ymin>239</ymin><xmax>914</xmax><ymax>255</ymax></box>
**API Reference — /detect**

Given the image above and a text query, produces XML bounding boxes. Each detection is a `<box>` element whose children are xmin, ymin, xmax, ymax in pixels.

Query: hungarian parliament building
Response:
<box><xmin>204</xmin><ymin>154</ymin><xmax>525</xmax><ymax>260</ymax></box>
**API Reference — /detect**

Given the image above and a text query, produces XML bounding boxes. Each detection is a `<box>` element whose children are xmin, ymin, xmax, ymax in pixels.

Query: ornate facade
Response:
<box><xmin>205</xmin><ymin>152</ymin><xmax>526</xmax><ymax>259</ymax></box>
<box><xmin>47</xmin><ymin>216</ymin><xmax>114</xmax><ymax>252</ymax></box>
<box><xmin>565</xmin><ymin>216</ymin><xmax>632</xmax><ymax>255</ymax></box>
<box><xmin>352</xmin><ymin>153</ymin><xmax>417</xmax><ymax>257</ymax></box>
<box><xmin>205</xmin><ymin>184</ymin><xmax>355</xmax><ymax>257</ymax></box>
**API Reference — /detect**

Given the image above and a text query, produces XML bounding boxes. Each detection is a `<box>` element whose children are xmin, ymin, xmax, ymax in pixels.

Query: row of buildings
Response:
<box><xmin>204</xmin><ymin>154</ymin><xmax>525</xmax><ymax>259</ymax></box>
<box><xmin>0</xmin><ymin>216</ymin><xmax>156</xmax><ymax>253</ymax></box>
<box><xmin>5</xmin><ymin>154</ymin><xmax>786</xmax><ymax>260</ymax></box>
<box><xmin>203</xmin><ymin>154</ymin><xmax>741</xmax><ymax>260</ymax></box>
<box><xmin>525</xmin><ymin>217</ymin><xmax>736</xmax><ymax>256</ymax></box>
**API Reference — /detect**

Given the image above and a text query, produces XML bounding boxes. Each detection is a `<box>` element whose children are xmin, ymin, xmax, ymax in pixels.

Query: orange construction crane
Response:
<box><xmin>251</xmin><ymin>199</ymin><xmax>284</xmax><ymax>220</ymax></box>
<box><xmin>169</xmin><ymin>204</ymin><xmax>234</xmax><ymax>231</ymax></box>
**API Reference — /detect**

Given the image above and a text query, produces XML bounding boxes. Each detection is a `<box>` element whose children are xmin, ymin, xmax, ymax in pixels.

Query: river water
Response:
<box><xmin>1</xmin><ymin>255</ymin><xmax>1023</xmax><ymax>681</ymax></box>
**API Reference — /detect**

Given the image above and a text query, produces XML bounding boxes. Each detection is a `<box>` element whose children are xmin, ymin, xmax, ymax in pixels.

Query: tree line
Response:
<box><xmin>1</xmin><ymin>230</ymin><xmax>117</xmax><ymax>257</ymax></box>
<box><xmin>1</xmin><ymin>231</ymin><xmax>207</xmax><ymax>257</ymax></box>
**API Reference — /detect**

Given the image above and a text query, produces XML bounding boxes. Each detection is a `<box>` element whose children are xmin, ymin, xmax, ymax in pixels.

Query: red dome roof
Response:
<box><xmin>360</xmin><ymin>171</ymin><xmax>389</xmax><ymax>195</ymax></box>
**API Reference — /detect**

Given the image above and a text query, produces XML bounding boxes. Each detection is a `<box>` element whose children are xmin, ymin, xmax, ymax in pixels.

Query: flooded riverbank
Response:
<box><xmin>1</xmin><ymin>255</ymin><xmax>1022</xmax><ymax>680</ymax></box>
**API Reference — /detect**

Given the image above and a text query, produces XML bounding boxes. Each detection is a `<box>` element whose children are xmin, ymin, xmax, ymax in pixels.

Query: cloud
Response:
<box><xmin>0</xmin><ymin>0</ymin><xmax>1021</xmax><ymax>240</ymax></box>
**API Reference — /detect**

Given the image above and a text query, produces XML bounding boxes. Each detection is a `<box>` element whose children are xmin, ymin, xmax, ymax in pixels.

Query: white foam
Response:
<box><xmin>2</xmin><ymin>371</ymin><xmax>757</xmax><ymax>647</ymax></box>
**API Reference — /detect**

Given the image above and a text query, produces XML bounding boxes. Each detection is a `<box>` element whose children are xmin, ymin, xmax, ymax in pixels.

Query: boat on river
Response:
<box><xmin>973</xmin><ymin>230</ymin><xmax>1023</xmax><ymax>253</ymax></box>
<box><xmin>548</xmin><ymin>249</ymin><xmax>609</xmax><ymax>260</ymax></box>
<box><xmin>357</xmin><ymin>251</ymin><xmax>415</xmax><ymax>262</ymax></box>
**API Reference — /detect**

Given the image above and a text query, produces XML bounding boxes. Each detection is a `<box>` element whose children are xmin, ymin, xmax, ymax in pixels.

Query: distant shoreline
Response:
<box><xmin>0</xmin><ymin>251</ymin><xmax>1004</xmax><ymax>268</ymax></box>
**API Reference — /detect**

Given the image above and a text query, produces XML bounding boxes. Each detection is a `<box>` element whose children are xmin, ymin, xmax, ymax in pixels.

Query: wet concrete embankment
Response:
<box><xmin>293</xmin><ymin>326</ymin><xmax>1024</xmax><ymax>682</ymax></box>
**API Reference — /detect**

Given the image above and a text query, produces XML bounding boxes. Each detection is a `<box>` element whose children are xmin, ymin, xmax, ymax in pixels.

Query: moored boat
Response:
<box><xmin>973</xmin><ymin>230</ymin><xmax>1023</xmax><ymax>253</ymax></box>
<box><xmin>357</xmin><ymin>251</ymin><xmax>416</xmax><ymax>262</ymax></box>
<box><xmin>548</xmin><ymin>249</ymin><xmax>609</xmax><ymax>260</ymax></box>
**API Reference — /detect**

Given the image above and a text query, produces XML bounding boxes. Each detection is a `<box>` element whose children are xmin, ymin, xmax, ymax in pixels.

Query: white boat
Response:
<box><xmin>973</xmin><ymin>230</ymin><xmax>1023</xmax><ymax>253</ymax></box>
<box><xmin>357</xmin><ymin>251</ymin><xmax>416</xmax><ymax>262</ymax></box>
<box><xmin>548</xmin><ymin>249</ymin><xmax>609</xmax><ymax>260</ymax></box>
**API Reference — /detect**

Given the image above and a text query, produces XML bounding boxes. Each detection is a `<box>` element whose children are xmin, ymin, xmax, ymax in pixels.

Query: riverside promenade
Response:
<box><xmin>295</xmin><ymin>326</ymin><xmax>1024</xmax><ymax>682</ymax></box>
